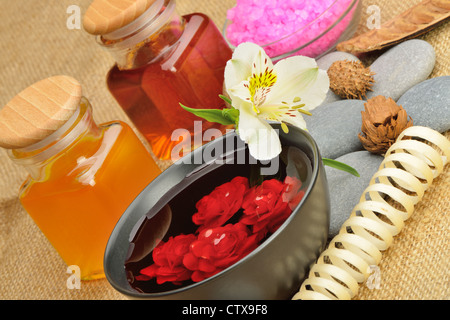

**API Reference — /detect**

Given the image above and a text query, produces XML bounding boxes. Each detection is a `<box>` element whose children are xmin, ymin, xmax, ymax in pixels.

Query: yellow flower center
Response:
<box><xmin>247</xmin><ymin>66</ymin><xmax>277</xmax><ymax>114</ymax></box>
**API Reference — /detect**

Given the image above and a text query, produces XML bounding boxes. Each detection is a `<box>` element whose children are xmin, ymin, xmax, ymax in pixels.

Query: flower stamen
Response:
<box><xmin>222</xmin><ymin>42</ymin><xmax>329</xmax><ymax>160</ymax></box>
<box><xmin>296</xmin><ymin>107</ymin><xmax>312</xmax><ymax>116</ymax></box>
<box><xmin>248</xmin><ymin>67</ymin><xmax>277</xmax><ymax>111</ymax></box>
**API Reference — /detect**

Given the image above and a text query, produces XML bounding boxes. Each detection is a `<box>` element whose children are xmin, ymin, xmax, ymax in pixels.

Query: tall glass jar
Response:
<box><xmin>84</xmin><ymin>0</ymin><xmax>233</xmax><ymax>161</ymax></box>
<box><xmin>0</xmin><ymin>76</ymin><xmax>161</xmax><ymax>280</ymax></box>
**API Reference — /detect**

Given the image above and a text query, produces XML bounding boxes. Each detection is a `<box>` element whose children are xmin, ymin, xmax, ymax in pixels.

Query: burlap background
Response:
<box><xmin>0</xmin><ymin>0</ymin><xmax>448</xmax><ymax>300</ymax></box>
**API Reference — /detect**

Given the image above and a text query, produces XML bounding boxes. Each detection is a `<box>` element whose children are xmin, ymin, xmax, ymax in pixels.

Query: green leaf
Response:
<box><xmin>222</xmin><ymin>108</ymin><xmax>239</xmax><ymax>124</ymax></box>
<box><xmin>180</xmin><ymin>103</ymin><xmax>237</xmax><ymax>126</ymax></box>
<box><xmin>322</xmin><ymin>158</ymin><xmax>360</xmax><ymax>177</ymax></box>
<box><xmin>219</xmin><ymin>94</ymin><xmax>233</xmax><ymax>106</ymax></box>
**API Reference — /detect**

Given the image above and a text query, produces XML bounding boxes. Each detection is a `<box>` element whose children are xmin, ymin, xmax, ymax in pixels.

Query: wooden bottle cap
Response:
<box><xmin>83</xmin><ymin>0</ymin><xmax>157</xmax><ymax>35</ymax></box>
<box><xmin>0</xmin><ymin>76</ymin><xmax>82</xmax><ymax>149</ymax></box>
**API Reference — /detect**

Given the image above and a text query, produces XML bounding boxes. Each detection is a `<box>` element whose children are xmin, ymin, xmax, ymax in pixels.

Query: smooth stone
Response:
<box><xmin>317</xmin><ymin>51</ymin><xmax>360</xmax><ymax>106</ymax></box>
<box><xmin>325</xmin><ymin>151</ymin><xmax>383</xmax><ymax>237</ymax></box>
<box><xmin>321</xmin><ymin>88</ymin><xmax>341</xmax><ymax>106</ymax></box>
<box><xmin>367</xmin><ymin>39</ymin><xmax>436</xmax><ymax>101</ymax></box>
<box><xmin>307</xmin><ymin>99</ymin><xmax>366</xmax><ymax>159</ymax></box>
<box><xmin>397</xmin><ymin>76</ymin><xmax>450</xmax><ymax>133</ymax></box>
<box><xmin>317</xmin><ymin>51</ymin><xmax>360</xmax><ymax>70</ymax></box>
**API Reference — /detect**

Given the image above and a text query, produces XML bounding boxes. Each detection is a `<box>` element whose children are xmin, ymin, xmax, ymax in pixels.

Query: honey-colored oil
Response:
<box><xmin>107</xmin><ymin>13</ymin><xmax>232</xmax><ymax>160</ymax></box>
<box><xmin>19</xmin><ymin>122</ymin><xmax>161</xmax><ymax>280</ymax></box>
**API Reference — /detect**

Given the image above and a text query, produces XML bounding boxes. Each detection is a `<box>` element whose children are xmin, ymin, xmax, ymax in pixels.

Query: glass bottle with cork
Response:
<box><xmin>83</xmin><ymin>0</ymin><xmax>233</xmax><ymax>161</ymax></box>
<box><xmin>0</xmin><ymin>75</ymin><xmax>161</xmax><ymax>280</ymax></box>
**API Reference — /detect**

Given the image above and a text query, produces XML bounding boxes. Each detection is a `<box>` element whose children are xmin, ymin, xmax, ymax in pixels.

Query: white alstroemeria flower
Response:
<box><xmin>224</xmin><ymin>42</ymin><xmax>330</xmax><ymax>161</ymax></box>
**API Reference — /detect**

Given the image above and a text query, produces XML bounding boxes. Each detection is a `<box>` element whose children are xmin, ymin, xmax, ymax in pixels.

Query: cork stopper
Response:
<box><xmin>0</xmin><ymin>76</ymin><xmax>82</xmax><ymax>149</ymax></box>
<box><xmin>83</xmin><ymin>0</ymin><xmax>157</xmax><ymax>35</ymax></box>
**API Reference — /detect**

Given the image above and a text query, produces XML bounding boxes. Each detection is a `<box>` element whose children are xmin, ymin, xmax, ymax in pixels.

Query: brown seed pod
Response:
<box><xmin>358</xmin><ymin>95</ymin><xmax>414</xmax><ymax>154</ymax></box>
<box><xmin>327</xmin><ymin>60</ymin><xmax>376</xmax><ymax>100</ymax></box>
<box><xmin>336</xmin><ymin>0</ymin><xmax>450</xmax><ymax>54</ymax></box>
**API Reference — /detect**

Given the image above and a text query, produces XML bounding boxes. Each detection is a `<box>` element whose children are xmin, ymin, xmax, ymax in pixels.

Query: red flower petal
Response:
<box><xmin>240</xmin><ymin>179</ymin><xmax>296</xmax><ymax>240</ymax></box>
<box><xmin>192</xmin><ymin>177</ymin><xmax>249</xmax><ymax>231</ymax></box>
<box><xmin>198</xmin><ymin>259</ymin><xmax>217</xmax><ymax>273</ymax></box>
<box><xmin>283</xmin><ymin>176</ymin><xmax>305</xmax><ymax>209</ymax></box>
<box><xmin>182</xmin><ymin>223</ymin><xmax>258</xmax><ymax>282</ymax></box>
<box><xmin>183</xmin><ymin>252</ymin><xmax>199</xmax><ymax>271</ymax></box>
<box><xmin>135</xmin><ymin>274</ymin><xmax>152</xmax><ymax>281</ymax></box>
<box><xmin>135</xmin><ymin>176</ymin><xmax>304</xmax><ymax>286</ymax></box>
<box><xmin>140</xmin><ymin>264</ymin><xmax>158</xmax><ymax>277</ymax></box>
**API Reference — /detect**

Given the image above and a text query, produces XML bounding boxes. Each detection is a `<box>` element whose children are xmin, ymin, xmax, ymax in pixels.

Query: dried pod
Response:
<box><xmin>358</xmin><ymin>96</ymin><xmax>414</xmax><ymax>154</ymax></box>
<box><xmin>327</xmin><ymin>60</ymin><xmax>376</xmax><ymax>100</ymax></box>
<box><xmin>337</xmin><ymin>0</ymin><xmax>450</xmax><ymax>54</ymax></box>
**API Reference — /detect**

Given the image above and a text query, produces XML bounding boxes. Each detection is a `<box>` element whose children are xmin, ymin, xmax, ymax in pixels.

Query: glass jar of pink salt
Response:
<box><xmin>224</xmin><ymin>0</ymin><xmax>362</xmax><ymax>60</ymax></box>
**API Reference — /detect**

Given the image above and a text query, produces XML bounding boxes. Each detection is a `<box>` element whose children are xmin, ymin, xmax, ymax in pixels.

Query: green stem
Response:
<box><xmin>322</xmin><ymin>158</ymin><xmax>360</xmax><ymax>177</ymax></box>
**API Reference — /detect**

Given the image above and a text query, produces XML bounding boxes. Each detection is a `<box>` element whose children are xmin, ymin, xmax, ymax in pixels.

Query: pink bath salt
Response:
<box><xmin>226</xmin><ymin>0</ymin><xmax>356</xmax><ymax>58</ymax></box>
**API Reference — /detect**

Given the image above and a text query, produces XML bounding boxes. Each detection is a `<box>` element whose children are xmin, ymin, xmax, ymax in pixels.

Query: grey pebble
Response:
<box><xmin>307</xmin><ymin>99</ymin><xmax>366</xmax><ymax>159</ymax></box>
<box><xmin>309</xmin><ymin>40</ymin><xmax>444</xmax><ymax>239</ymax></box>
<box><xmin>316</xmin><ymin>51</ymin><xmax>360</xmax><ymax>70</ymax></box>
<box><xmin>397</xmin><ymin>76</ymin><xmax>450</xmax><ymax>133</ymax></box>
<box><xmin>367</xmin><ymin>39</ymin><xmax>436</xmax><ymax>101</ymax></box>
<box><xmin>325</xmin><ymin>151</ymin><xmax>383</xmax><ymax>237</ymax></box>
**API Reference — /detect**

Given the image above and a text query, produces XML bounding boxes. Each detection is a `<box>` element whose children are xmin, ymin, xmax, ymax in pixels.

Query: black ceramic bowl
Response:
<box><xmin>104</xmin><ymin>124</ymin><xmax>330</xmax><ymax>299</ymax></box>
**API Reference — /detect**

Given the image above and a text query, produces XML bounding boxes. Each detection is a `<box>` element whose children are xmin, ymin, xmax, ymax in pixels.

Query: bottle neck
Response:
<box><xmin>98</xmin><ymin>0</ymin><xmax>185</xmax><ymax>70</ymax></box>
<box><xmin>9</xmin><ymin>97</ymin><xmax>101</xmax><ymax>180</ymax></box>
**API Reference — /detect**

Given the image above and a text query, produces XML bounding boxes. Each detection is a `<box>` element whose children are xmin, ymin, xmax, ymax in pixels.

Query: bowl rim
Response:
<box><xmin>222</xmin><ymin>0</ymin><xmax>361</xmax><ymax>60</ymax></box>
<box><xmin>104</xmin><ymin>125</ymin><xmax>323</xmax><ymax>298</ymax></box>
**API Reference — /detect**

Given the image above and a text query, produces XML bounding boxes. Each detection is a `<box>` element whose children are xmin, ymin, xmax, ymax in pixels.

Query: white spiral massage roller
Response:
<box><xmin>293</xmin><ymin>126</ymin><xmax>450</xmax><ymax>300</ymax></box>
